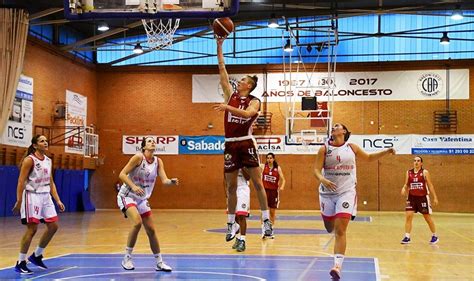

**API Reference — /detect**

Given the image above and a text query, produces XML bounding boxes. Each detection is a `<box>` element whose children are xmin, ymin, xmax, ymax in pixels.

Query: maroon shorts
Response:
<box><xmin>265</xmin><ymin>188</ymin><xmax>280</xmax><ymax>209</ymax></box>
<box><xmin>224</xmin><ymin>139</ymin><xmax>260</xmax><ymax>172</ymax></box>
<box><xmin>406</xmin><ymin>194</ymin><xmax>432</xmax><ymax>214</ymax></box>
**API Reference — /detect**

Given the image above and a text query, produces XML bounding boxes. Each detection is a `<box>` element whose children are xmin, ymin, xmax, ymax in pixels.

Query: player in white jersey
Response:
<box><xmin>314</xmin><ymin>123</ymin><xmax>395</xmax><ymax>280</ymax></box>
<box><xmin>232</xmin><ymin>169</ymin><xmax>251</xmax><ymax>252</ymax></box>
<box><xmin>118</xmin><ymin>136</ymin><xmax>178</xmax><ymax>272</ymax></box>
<box><xmin>12</xmin><ymin>135</ymin><xmax>65</xmax><ymax>275</ymax></box>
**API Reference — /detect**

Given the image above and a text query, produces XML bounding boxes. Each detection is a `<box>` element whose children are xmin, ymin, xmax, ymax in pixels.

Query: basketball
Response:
<box><xmin>213</xmin><ymin>17</ymin><xmax>234</xmax><ymax>38</ymax></box>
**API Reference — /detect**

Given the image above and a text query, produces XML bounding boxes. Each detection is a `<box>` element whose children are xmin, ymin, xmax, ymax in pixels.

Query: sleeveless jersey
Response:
<box><xmin>262</xmin><ymin>164</ymin><xmax>280</xmax><ymax>190</ymax></box>
<box><xmin>224</xmin><ymin>92</ymin><xmax>260</xmax><ymax>138</ymax></box>
<box><xmin>319</xmin><ymin>141</ymin><xmax>357</xmax><ymax>195</ymax></box>
<box><xmin>407</xmin><ymin>168</ymin><xmax>428</xmax><ymax>196</ymax></box>
<box><xmin>118</xmin><ymin>154</ymin><xmax>159</xmax><ymax>200</ymax></box>
<box><xmin>25</xmin><ymin>154</ymin><xmax>52</xmax><ymax>193</ymax></box>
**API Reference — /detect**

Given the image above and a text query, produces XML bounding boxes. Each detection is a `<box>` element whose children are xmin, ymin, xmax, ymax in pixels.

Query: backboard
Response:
<box><xmin>65</xmin><ymin>0</ymin><xmax>239</xmax><ymax>19</ymax></box>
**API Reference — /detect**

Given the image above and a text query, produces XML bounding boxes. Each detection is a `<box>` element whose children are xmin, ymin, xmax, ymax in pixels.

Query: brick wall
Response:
<box><xmin>20</xmin><ymin>40</ymin><xmax>474</xmax><ymax>212</ymax></box>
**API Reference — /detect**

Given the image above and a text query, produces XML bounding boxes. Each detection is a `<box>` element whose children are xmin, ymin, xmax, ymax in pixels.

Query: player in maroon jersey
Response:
<box><xmin>260</xmin><ymin>153</ymin><xmax>286</xmax><ymax>237</ymax></box>
<box><xmin>213</xmin><ymin>38</ymin><xmax>273</xmax><ymax>242</ymax></box>
<box><xmin>400</xmin><ymin>156</ymin><xmax>439</xmax><ymax>244</ymax></box>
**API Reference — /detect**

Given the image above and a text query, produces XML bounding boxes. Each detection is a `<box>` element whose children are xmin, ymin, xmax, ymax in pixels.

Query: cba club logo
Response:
<box><xmin>417</xmin><ymin>73</ymin><xmax>442</xmax><ymax>97</ymax></box>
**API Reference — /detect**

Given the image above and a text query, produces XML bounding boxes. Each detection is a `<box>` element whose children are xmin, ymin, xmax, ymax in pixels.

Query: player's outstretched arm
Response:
<box><xmin>217</xmin><ymin>38</ymin><xmax>232</xmax><ymax>102</ymax></box>
<box><xmin>351</xmin><ymin>143</ymin><xmax>395</xmax><ymax>162</ymax></box>
<box><xmin>216</xmin><ymin>99</ymin><xmax>259</xmax><ymax>118</ymax></box>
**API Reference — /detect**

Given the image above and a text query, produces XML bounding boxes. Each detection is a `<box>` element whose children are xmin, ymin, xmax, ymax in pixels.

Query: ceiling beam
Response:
<box><xmin>30</xmin><ymin>7</ymin><xmax>64</xmax><ymax>21</ymax></box>
<box><xmin>105</xmin><ymin>27</ymin><xmax>213</xmax><ymax>66</ymax></box>
<box><xmin>61</xmin><ymin>21</ymin><xmax>144</xmax><ymax>52</ymax></box>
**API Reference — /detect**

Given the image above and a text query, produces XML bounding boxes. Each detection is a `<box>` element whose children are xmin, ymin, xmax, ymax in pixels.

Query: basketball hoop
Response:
<box><xmin>142</xmin><ymin>18</ymin><xmax>180</xmax><ymax>50</ymax></box>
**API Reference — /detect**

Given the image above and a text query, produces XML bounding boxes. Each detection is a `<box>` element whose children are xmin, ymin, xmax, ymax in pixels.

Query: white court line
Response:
<box><xmin>57</xmin><ymin>270</ymin><xmax>266</xmax><ymax>280</ymax></box>
<box><xmin>296</xmin><ymin>258</ymin><xmax>318</xmax><ymax>281</ymax></box>
<box><xmin>323</xmin><ymin>235</ymin><xmax>335</xmax><ymax>250</ymax></box>
<box><xmin>0</xmin><ymin>253</ymin><xmax>71</xmax><ymax>271</ymax></box>
<box><xmin>58</xmin><ymin>255</ymin><xmax>368</xmax><ymax>261</ymax></box>
<box><xmin>374</xmin><ymin>258</ymin><xmax>388</xmax><ymax>281</ymax></box>
<box><xmin>26</xmin><ymin>266</ymin><xmax>78</xmax><ymax>280</ymax></box>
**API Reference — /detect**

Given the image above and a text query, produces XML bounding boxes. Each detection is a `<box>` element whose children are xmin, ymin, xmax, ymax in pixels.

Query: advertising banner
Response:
<box><xmin>192</xmin><ymin>69</ymin><xmax>469</xmax><ymax>103</ymax></box>
<box><xmin>411</xmin><ymin>135</ymin><xmax>474</xmax><ymax>155</ymax></box>
<box><xmin>350</xmin><ymin>135</ymin><xmax>412</xmax><ymax>154</ymax></box>
<box><xmin>178</xmin><ymin>135</ymin><xmax>225</xmax><ymax>154</ymax></box>
<box><xmin>122</xmin><ymin>135</ymin><xmax>179</xmax><ymax>155</ymax></box>
<box><xmin>65</xmin><ymin>90</ymin><xmax>87</xmax><ymax>154</ymax></box>
<box><xmin>0</xmin><ymin>75</ymin><xmax>34</xmax><ymax>147</ymax></box>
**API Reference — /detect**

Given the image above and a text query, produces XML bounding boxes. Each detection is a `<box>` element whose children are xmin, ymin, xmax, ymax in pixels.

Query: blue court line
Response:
<box><xmin>206</xmin><ymin>228</ymin><xmax>329</xmax><ymax>235</ymax></box>
<box><xmin>0</xmin><ymin>253</ymin><xmax>379</xmax><ymax>281</ymax></box>
<box><xmin>249</xmin><ymin>215</ymin><xmax>372</xmax><ymax>222</ymax></box>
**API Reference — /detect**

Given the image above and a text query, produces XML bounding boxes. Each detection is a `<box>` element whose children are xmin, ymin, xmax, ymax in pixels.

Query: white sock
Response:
<box><xmin>227</xmin><ymin>214</ymin><xmax>236</xmax><ymax>224</ymax></box>
<box><xmin>240</xmin><ymin>235</ymin><xmax>246</xmax><ymax>241</ymax></box>
<box><xmin>334</xmin><ymin>254</ymin><xmax>344</xmax><ymax>268</ymax></box>
<box><xmin>261</xmin><ymin>210</ymin><xmax>270</xmax><ymax>221</ymax></box>
<box><xmin>19</xmin><ymin>253</ymin><xmax>27</xmax><ymax>261</ymax></box>
<box><xmin>154</xmin><ymin>253</ymin><xmax>163</xmax><ymax>263</ymax></box>
<box><xmin>34</xmin><ymin>246</ymin><xmax>45</xmax><ymax>257</ymax></box>
<box><xmin>432</xmin><ymin>233</ymin><xmax>437</xmax><ymax>237</ymax></box>
<box><xmin>125</xmin><ymin>247</ymin><xmax>133</xmax><ymax>256</ymax></box>
<box><xmin>405</xmin><ymin>233</ymin><xmax>411</xmax><ymax>238</ymax></box>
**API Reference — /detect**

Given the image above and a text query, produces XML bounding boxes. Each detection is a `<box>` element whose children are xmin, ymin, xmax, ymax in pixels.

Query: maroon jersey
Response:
<box><xmin>262</xmin><ymin>164</ymin><xmax>280</xmax><ymax>190</ymax></box>
<box><xmin>224</xmin><ymin>92</ymin><xmax>260</xmax><ymax>138</ymax></box>
<box><xmin>407</xmin><ymin>168</ymin><xmax>428</xmax><ymax>196</ymax></box>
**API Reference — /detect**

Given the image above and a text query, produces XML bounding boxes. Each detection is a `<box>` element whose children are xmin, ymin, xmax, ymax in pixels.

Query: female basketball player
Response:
<box><xmin>232</xmin><ymin>169</ymin><xmax>251</xmax><ymax>252</ymax></box>
<box><xmin>117</xmin><ymin>136</ymin><xmax>178</xmax><ymax>272</ymax></box>
<box><xmin>214</xmin><ymin>37</ymin><xmax>273</xmax><ymax>242</ymax></box>
<box><xmin>314</xmin><ymin>123</ymin><xmax>395</xmax><ymax>279</ymax></box>
<box><xmin>400</xmin><ymin>156</ymin><xmax>439</xmax><ymax>245</ymax></box>
<box><xmin>12</xmin><ymin>135</ymin><xmax>65</xmax><ymax>275</ymax></box>
<box><xmin>260</xmin><ymin>153</ymin><xmax>286</xmax><ymax>235</ymax></box>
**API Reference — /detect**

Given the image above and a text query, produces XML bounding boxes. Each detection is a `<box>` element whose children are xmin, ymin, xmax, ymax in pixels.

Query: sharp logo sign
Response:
<box><xmin>122</xmin><ymin>135</ymin><xmax>179</xmax><ymax>155</ymax></box>
<box><xmin>125</xmin><ymin>136</ymin><xmax>177</xmax><ymax>145</ymax></box>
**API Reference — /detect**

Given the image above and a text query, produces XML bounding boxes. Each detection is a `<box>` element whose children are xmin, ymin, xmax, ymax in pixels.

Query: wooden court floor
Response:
<box><xmin>0</xmin><ymin>210</ymin><xmax>472</xmax><ymax>280</ymax></box>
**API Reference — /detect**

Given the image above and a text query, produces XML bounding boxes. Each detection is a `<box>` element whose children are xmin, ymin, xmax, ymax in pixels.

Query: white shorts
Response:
<box><xmin>319</xmin><ymin>189</ymin><xmax>357</xmax><ymax>221</ymax></box>
<box><xmin>235</xmin><ymin>184</ymin><xmax>250</xmax><ymax>216</ymax></box>
<box><xmin>21</xmin><ymin>191</ymin><xmax>58</xmax><ymax>225</ymax></box>
<box><xmin>117</xmin><ymin>195</ymin><xmax>152</xmax><ymax>218</ymax></box>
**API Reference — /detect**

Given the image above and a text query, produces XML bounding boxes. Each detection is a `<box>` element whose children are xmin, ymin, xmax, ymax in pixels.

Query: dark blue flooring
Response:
<box><xmin>0</xmin><ymin>254</ymin><xmax>379</xmax><ymax>280</ymax></box>
<box><xmin>248</xmin><ymin>215</ymin><xmax>372</xmax><ymax>222</ymax></box>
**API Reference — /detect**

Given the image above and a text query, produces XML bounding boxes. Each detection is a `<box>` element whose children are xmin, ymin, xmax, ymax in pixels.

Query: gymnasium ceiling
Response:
<box><xmin>2</xmin><ymin>0</ymin><xmax>474</xmax><ymax>64</ymax></box>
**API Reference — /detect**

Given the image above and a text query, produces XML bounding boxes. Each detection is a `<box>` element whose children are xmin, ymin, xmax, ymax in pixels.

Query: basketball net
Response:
<box><xmin>142</xmin><ymin>18</ymin><xmax>180</xmax><ymax>50</ymax></box>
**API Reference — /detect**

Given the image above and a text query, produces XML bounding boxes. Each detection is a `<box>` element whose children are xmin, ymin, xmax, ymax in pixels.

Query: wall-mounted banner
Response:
<box><xmin>350</xmin><ymin>135</ymin><xmax>412</xmax><ymax>154</ymax></box>
<box><xmin>254</xmin><ymin>135</ymin><xmax>286</xmax><ymax>154</ymax></box>
<box><xmin>0</xmin><ymin>74</ymin><xmax>34</xmax><ymax>147</ymax></box>
<box><xmin>122</xmin><ymin>135</ymin><xmax>179</xmax><ymax>155</ymax></box>
<box><xmin>65</xmin><ymin>90</ymin><xmax>87</xmax><ymax>154</ymax></box>
<box><xmin>192</xmin><ymin>74</ymin><xmax>264</xmax><ymax>103</ymax></box>
<box><xmin>179</xmin><ymin>135</ymin><xmax>225</xmax><ymax>154</ymax></box>
<box><xmin>192</xmin><ymin>69</ymin><xmax>469</xmax><ymax>103</ymax></box>
<box><xmin>411</xmin><ymin>135</ymin><xmax>474</xmax><ymax>155</ymax></box>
